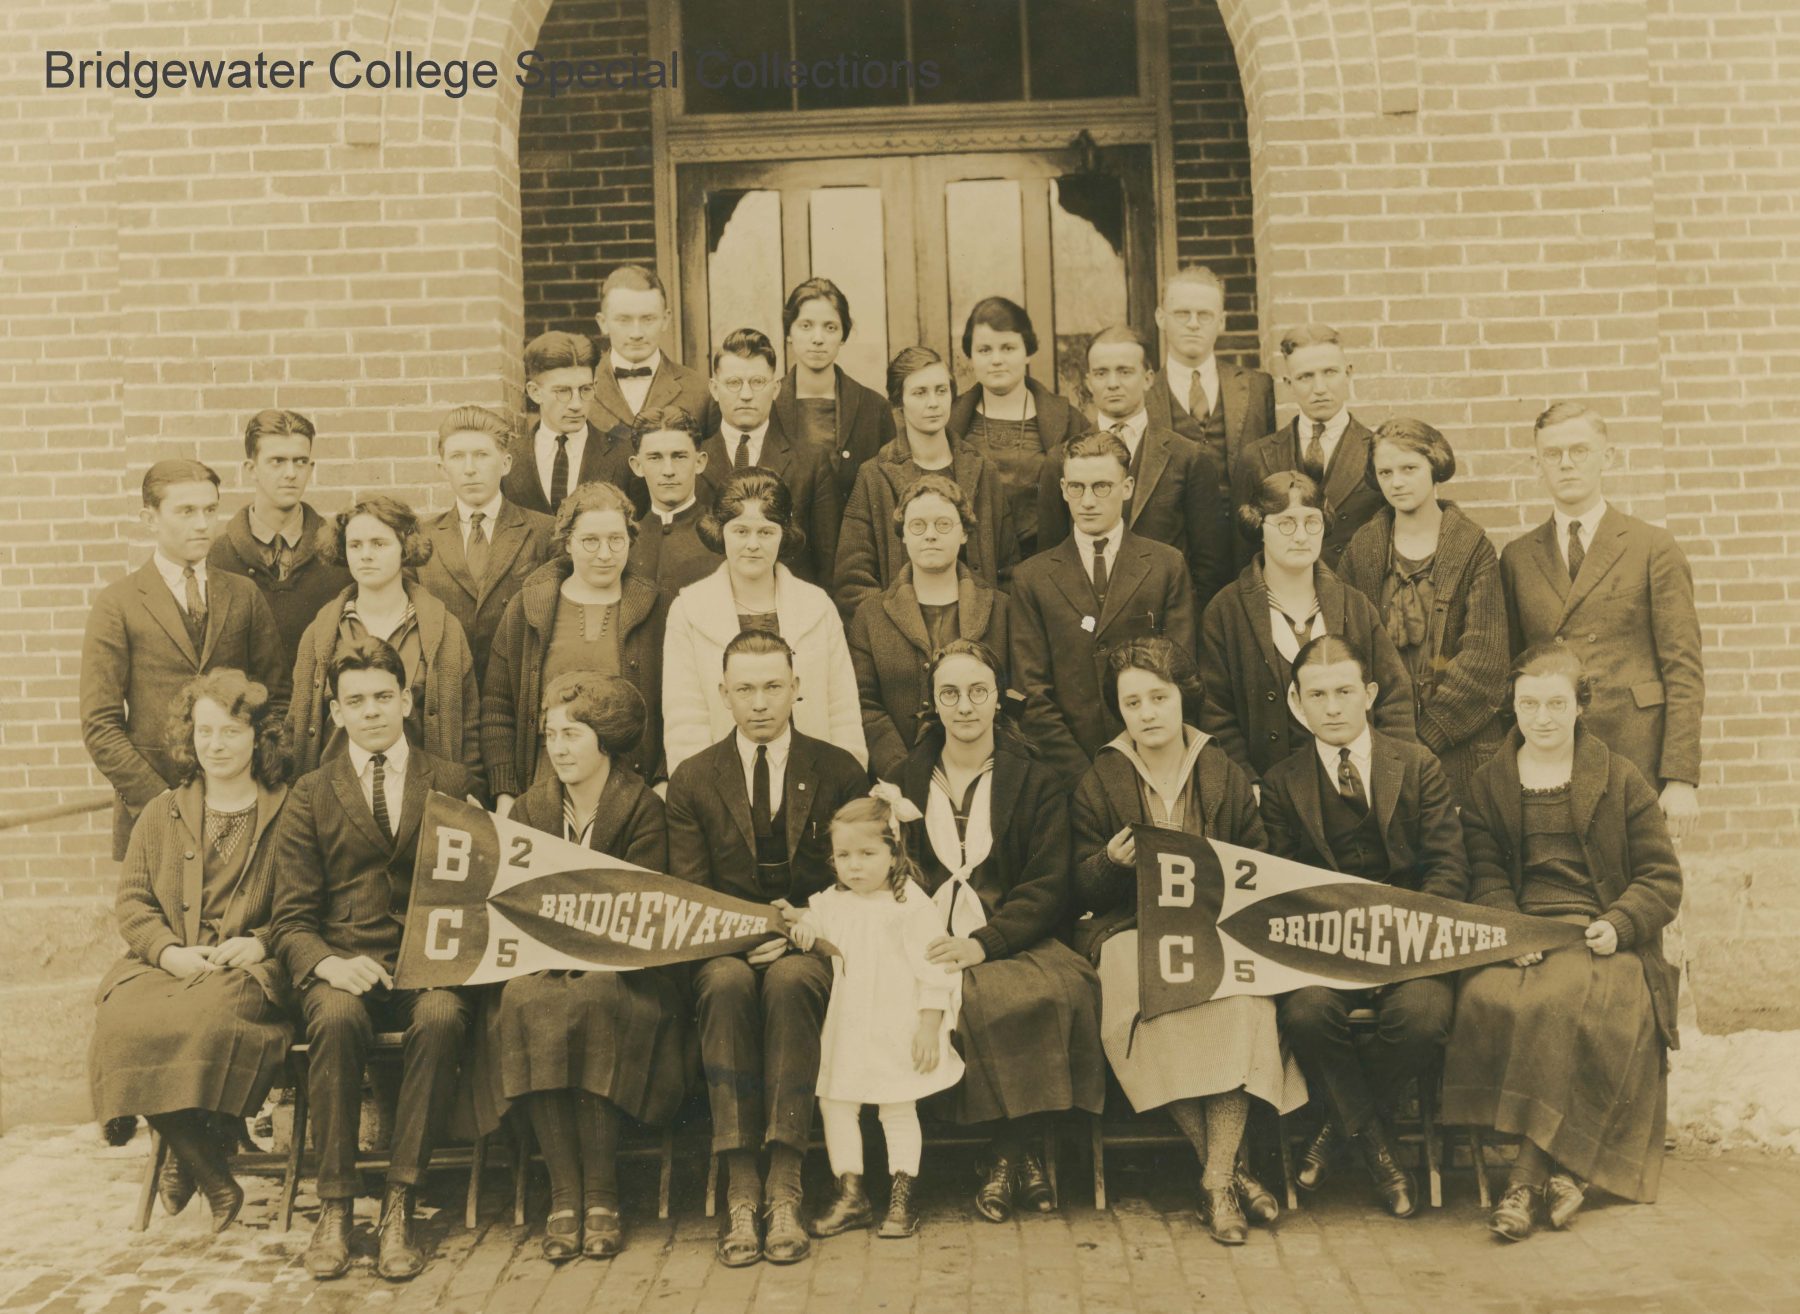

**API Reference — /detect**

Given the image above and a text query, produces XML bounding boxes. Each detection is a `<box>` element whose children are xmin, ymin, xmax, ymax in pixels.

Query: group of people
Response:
<box><xmin>79</xmin><ymin>261</ymin><xmax>1704</xmax><ymax>1280</ymax></box>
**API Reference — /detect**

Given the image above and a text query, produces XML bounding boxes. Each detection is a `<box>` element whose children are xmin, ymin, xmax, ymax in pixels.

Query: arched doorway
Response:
<box><xmin>518</xmin><ymin>0</ymin><xmax>1260</xmax><ymax>399</ymax></box>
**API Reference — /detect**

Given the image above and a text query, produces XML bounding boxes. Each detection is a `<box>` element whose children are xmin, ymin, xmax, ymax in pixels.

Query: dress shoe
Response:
<box><xmin>304</xmin><ymin>1197</ymin><xmax>354</xmax><ymax>1280</ymax></box>
<box><xmin>1353</xmin><ymin>1125</ymin><xmax>1418</xmax><ymax>1219</ymax></box>
<box><xmin>1198</xmin><ymin>1184</ymin><xmax>1249</xmax><ymax>1245</ymax></box>
<box><xmin>762</xmin><ymin>1199</ymin><xmax>811</xmax><ymax>1263</ymax></box>
<box><xmin>878</xmin><ymin>1172</ymin><xmax>919</xmax><ymax>1238</ymax></box>
<box><xmin>974</xmin><ymin>1155</ymin><xmax>1014</xmax><ymax>1223</ymax></box>
<box><xmin>1544</xmin><ymin>1173</ymin><xmax>1586</xmax><ymax>1230</ymax></box>
<box><xmin>1489</xmin><ymin>1183</ymin><xmax>1538</xmax><ymax>1242</ymax></box>
<box><xmin>540</xmin><ymin>1209</ymin><xmax>580</xmax><ymax>1263</ymax></box>
<box><xmin>808</xmin><ymin>1172</ymin><xmax>873</xmax><ymax>1237</ymax></box>
<box><xmin>716</xmin><ymin>1201</ymin><xmax>761</xmax><ymax>1267</ymax></box>
<box><xmin>1232</xmin><ymin>1165</ymin><xmax>1280</xmax><ymax>1226</ymax></box>
<box><xmin>153</xmin><ymin>1111</ymin><xmax>242</xmax><ymax>1233</ymax></box>
<box><xmin>157</xmin><ymin>1148</ymin><xmax>196</xmax><ymax>1217</ymax></box>
<box><xmin>1015</xmin><ymin>1150</ymin><xmax>1055</xmax><ymax>1213</ymax></box>
<box><xmin>1296</xmin><ymin>1119</ymin><xmax>1341</xmax><ymax>1192</ymax></box>
<box><xmin>583</xmin><ymin>1206</ymin><xmax>624</xmax><ymax>1259</ymax></box>
<box><xmin>376</xmin><ymin>1183</ymin><xmax>426</xmax><ymax>1282</ymax></box>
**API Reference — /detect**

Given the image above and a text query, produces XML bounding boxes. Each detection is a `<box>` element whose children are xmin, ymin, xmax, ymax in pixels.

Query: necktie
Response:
<box><xmin>181</xmin><ymin>565</ymin><xmax>206</xmax><ymax>651</ymax></box>
<box><xmin>1302</xmin><ymin>420</ymin><xmax>1327</xmax><ymax>483</ymax></box>
<box><xmin>1187</xmin><ymin>369</ymin><xmax>1209</xmax><ymax>420</ymax></box>
<box><xmin>549</xmin><ymin>434</ymin><xmax>570</xmax><ymax>512</ymax></box>
<box><xmin>751</xmin><ymin>744</ymin><xmax>772</xmax><ymax>838</ymax></box>
<box><xmin>270</xmin><ymin>537</ymin><xmax>292</xmax><ymax>582</ymax></box>
<box><xmin>1566</xmin><ymin>520</ymin><xmax>1585</xmax><ymax>583</ymax></box>
<box><xmin>733</xmin><ymin>431</ymin><xmax>751</xmax><ymax>470</ymax></box>
<box><xmin>1090</xmin><ymin>537</ymin><xmax>1110</xmax><ymax>605</ymax></box>
<box><xmin>1113</xmin><ymin>423</ymin><xmax>1139</xmax><ymax>519</ymax></box>
<box><xmin>370</xmin><ymin>752</ymin><xmax>395</xmax><ymax>845</ymax></box>
<box><xmin>614</xmin><ymin>365</ymin><xmax>653</xmax><ymax>380</ymax></box>
<box><xmin>465</xmin><ymin>510</ymin><xmax>489</xmax><ymax>581</ymax></box>
<box><xmin>1337</xmin><ymin>746</ymin><xmax>1366</xmax><ymax>810</ymax></box>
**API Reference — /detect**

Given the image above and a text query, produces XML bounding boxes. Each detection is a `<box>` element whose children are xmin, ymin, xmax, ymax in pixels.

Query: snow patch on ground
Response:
<box><xmin>1667</xmin><ymin>1027</ymin><xmax>1800</xmax><ymax>1157</ymax></box>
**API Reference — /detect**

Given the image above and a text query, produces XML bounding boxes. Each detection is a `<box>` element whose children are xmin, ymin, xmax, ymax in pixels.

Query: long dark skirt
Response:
<box><xmin>932</xmin><ymin>939</ymin><xmax>1105</xmax><ymax>1125</ymax></box>
<box><xmin>472</xmin><ymin>968</ymin><xmax>688</xmax><ymax>1134</ymax></box>
<box><xmin>1442</xmin><ymin>932</ymin><xmax>1666</xmax><ymax>1202</ymax></box>
<box><xmin>89</xmin><ymin>964</ymin><xmax>292</xmax><ymax>1122</ymax></box>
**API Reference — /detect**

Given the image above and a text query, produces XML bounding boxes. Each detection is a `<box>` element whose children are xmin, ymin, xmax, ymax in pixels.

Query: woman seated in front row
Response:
<box><xmin>1198</xmin><ymin>470</ymin><xmax>1415</xmax><ymax>787</ymax></box>
<box><xmin>471</xmin><ymin>672</ymin><xmax>685</xmax><ymax>1262</ymax></box>
<box><xmin>1071</xmin><ymin>639</ymin><xmax>1305</xmax><ymax>1245</ymax></box>
<box><xmin>898</xmin><ymin>639</ymin><xmax>1105</xmax><ymax>1222</ymax></box>
<box><xmin>89</xmin><ymin>670</ymin><xmax>296</xmax><ymax>1232</ymax></box>
<box><xmin>848</xmin><ymin>474</ymin><xmax>1010</xmax><ymax>782</ymax></box>
<box><xmin>1443</xmin><ymin>642</ymin><xmax>1683</xmax><ymax>1242</ymax></box>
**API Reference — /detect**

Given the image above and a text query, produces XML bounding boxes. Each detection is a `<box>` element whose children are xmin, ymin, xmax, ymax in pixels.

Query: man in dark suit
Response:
<box><xmin>270</xmin><ymin>637</ymin><xmax>479</xmax><ymax>1283</ymax></box>
<box><xmin>1502</xmin><ymin>401</ymin><xmax>1704</xmax><ymax>839</ymax></box>
<box><xmin>415</xmin><ymin>404</ymin><xmax>554</xmax><ymax>682</ymax></box>
<box><xmin>1230</xmin><ymin>324</ymin><xmax>1383</xmax><ymax>574</ymax></box>
<box><xmin>698</xmin><ymin>327</ymin><xmax>840</xmax><ymax>585</ymax></box>
<box><xmin>208</xmin><ymin>409</ymin><xmax>351</xmax><ymax>674</ymax></box>
<box><xmin>503</xmin><ymin>330</ymin><xmax>633</xmax><ymax>517</ymax></box>
<box><xmin>1148</xmin><ymin>264</ymin><xmax>1277</xmax><ymax>494</ymax></box>
<box><xmin>1037</xmin><ymin>325</ymin><xmax>1230</xmax><ymax>608</ymax></box>
<box><xmin>627</xmin><ymin>403</ymin><xmax>720</xmax><ymax>598</ymax></box>
<box><xmin>1010</xmin><ymin>430</ymin><xmax>1197</xmax><ymax>786</ymax></box>
<box><xmin>585</xmin><ymin>264</ymin><xmax>717</xmax><ymax>514</ymax></box>
<box><xmin>665</xmin><ymin>630</ymin><xmax>867</xmax><ymax>1268</ymax></box>
<box><xmin>1260</xmin><ymin>635</ymin><xmax>1468</xmax><ymax>1220</ymax></box>
<box><xmin>81</xmin><ymin>459</ymin><xmax>288</xmax><ymax>860</ymax></box>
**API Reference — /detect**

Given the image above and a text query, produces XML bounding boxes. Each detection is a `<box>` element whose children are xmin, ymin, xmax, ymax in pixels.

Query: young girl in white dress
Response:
<box><xmin>787</xmin><ymin>789</ymin><xmax>964</xmax><ymax>1239</ymax></box>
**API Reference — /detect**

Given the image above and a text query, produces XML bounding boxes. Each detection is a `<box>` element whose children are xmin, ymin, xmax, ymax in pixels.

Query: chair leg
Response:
<box><xmin>1469</xmin><ymin>1129</ymin><xmax>1491</xmax><ymax>1209</ymax></box>
<box><xmin>511</xmin><ymin>1118</ymin><xmax>530</xmax><ymax>1227</ymax></box>
<box><xmin>1420</xmin><ymin>1080</ymin><xmax>1442</xmax><ymax>1210</ymax></box>
<box><xmin>1276</xmin><ymin>1112</ymin><xmax>1299</xmax><ymax>1212</ymax></box>
<box><xmin>132</xmin><ymin>1129</ymin><xmax>166</xmax><ymax>1233</ymax></box>
<box><xmin>465</xmin><ymin>1131</ymin><xmax>486</xmax><ymax>1230</ymax></box>
<box><xmin>1042</xmin><ymin>1123</ymin><xmax>1060</xmax><ymax>1207</ymax></box>
<box><xmin>658</xmin><ymin>1127</ymin><xmax>674</xmax><ymax>1221</ymax></box>
<box><xmin>1090</xmin><ymin>1115</ymin><xmax>1107</xmax><ymax>1212</ymax></box>
<box><xmin>279</xmin><ymin>1068</ymin><xmax>308</xmax><ymax>1234</ymax></box>
<box><xmin>704</xmin><ymin>1150</ymin><xmax>719</xmax><ymax>1219</ymax></box>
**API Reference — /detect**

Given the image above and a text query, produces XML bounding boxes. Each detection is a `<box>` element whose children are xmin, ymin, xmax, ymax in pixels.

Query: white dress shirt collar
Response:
<box><xmin>734</xmin><ymin>725</ymin><xmax>792</xmax><ymax>800</ymax></box>
<box><xmin>1164</xmin><ymin>354</ymin><xmax>1219</xmax><ymax>416</ymax></box>
<box><xmin>610</xmin><ymin>348</ymin><xmax>662</xmax><ymax>377</ymax></box>
<box><xmin>1552</xmin><ymin>498</ymin><xmax>1607</xmax><ymax>562</ymax></box>
<box><xmin>1315</xmin><ymin>727</ymin><xmax>1373</xmax><ymax>799</ymax></box>
<box><xmin>535</xmin><ymin>422</ymin><xmax>588</xmax><ymax>503</ymax></box>
<box><xmin>348</xmin><ymin>734</ymin><xmax>410</xmax><ymax>796</ymax></box>
<box><xmin>1071</xmin><ymin>521</ymin><xmax>1125</xmax><ymax>576</ymax></box>
<box><xmin>722</xmin><ymin>421</ymin><xmax>772</xmax><ymax>468</ymax></box>
<box><xmin>1098</xmin><ymin>407</ymin><xmax>1149</xmax><ymax>458</ymax></box>
<box><xmin>457</xmin><ymin>492</ymin><xmax>505</xmax><ymax>532</ymax></box>
<box><xmin>152</xmin><ymin>551</ymin><xmax>207</xmax><ymax>609</ymax></box>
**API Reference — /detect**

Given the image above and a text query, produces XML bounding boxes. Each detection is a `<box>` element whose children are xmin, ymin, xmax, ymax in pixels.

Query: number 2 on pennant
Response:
<box><xmin>508</xmin><ymin>835</ymin><xmax>533</xmax><ymax>868</ymax></box>
<box><xmin>1234</xmin><ymin>859</ymin><xmax>1257</xmax><ymax>890</ymax></box>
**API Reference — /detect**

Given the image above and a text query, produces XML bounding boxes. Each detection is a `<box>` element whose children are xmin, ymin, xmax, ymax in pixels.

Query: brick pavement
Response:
<box><xmin>2</xmin><ymin>1126</ymin><xmax>1796</xmax><ymax>1314</ymax></box>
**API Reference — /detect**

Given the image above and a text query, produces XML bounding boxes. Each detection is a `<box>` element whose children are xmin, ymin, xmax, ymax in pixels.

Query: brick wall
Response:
<box><xmin>519</xmin><ymin>0</ymin><xmax>657</xmax><ymax>342</ymax></box>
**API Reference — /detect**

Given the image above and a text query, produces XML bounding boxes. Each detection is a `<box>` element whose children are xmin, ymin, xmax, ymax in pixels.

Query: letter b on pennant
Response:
<box><xmin>432</xmin><ymin>827</ymin><xmax>472</xmax><ymax>881</ymax></box>
<box><xmin>1159</xmin><ymin>854</ymin><xmax>1195</xmax><ymax>907</ymax></box>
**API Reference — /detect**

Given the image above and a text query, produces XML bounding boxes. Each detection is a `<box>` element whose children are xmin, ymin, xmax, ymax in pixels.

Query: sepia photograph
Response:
<box><xmin>2</xmin><ymin>0</ymin><xmax>1798</xmax><ymax>1309</ymax></box>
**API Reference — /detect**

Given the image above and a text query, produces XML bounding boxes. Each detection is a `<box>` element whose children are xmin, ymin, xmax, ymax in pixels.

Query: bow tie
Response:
<box><xmin>614</xmin><ymin>365</ymin><xmax>653</xmax><ymax>380</ymax></box>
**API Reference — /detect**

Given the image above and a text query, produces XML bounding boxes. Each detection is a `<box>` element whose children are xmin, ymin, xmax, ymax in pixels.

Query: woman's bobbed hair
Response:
<box><xmin>1500</xmin><ymin>641</ymin><xmax>1595</xmax><ymax>725</ymax></box>
<box><xmin>1101</xmin><ymin>637</ymin><xmax>1207</xmax><ymax>728</ymax></box>
<box><xmin>540</xmin><ymin>669</ymin><xmax>647</xmax><ymax>758</ymax></box>
<box><xmin>1368</xmin><ymin>417</ymin><xmax>1457</xmax><ymax>486</ymax></box>
<box><xmin>1235</xmin><ymin>470</ymin><xmax>1324</xmax><ymax>545</ymax></box>
<box><xmin>320</xmin><ymin>494</ymin><xmax>433</xmax><ymax>569</ymax></box>
<box><xmin>696</xmin><ymin>467</ymin><xmax>808</xmax><ymax>558</ymax></box>
<box><xmin>165</xmin><ymin>668</ymin><xmax>293</xmax><ymax>791</ymax></box>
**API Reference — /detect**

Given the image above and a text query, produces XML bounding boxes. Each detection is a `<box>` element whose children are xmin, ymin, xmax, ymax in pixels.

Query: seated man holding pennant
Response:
<box><xmin>665</xmin><ymin>629</ymin><xmax>868</xmax><ymax>1267</ymax></box>
<box><xmin>270</xmin><ymin>637</ymin><xmax>480</xmax><ymax>1283</ymax></box>
<box><xmin>1259</xmin><ymin>635</ymin><xmax>1467</xmax><ymax>1218</ymax></box>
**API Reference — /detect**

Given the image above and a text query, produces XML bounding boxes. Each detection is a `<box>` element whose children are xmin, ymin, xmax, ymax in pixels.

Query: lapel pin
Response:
<box><xmin>1081</xmin><ymin>615</ymin><xmax>1096</xmax><ymax>633</ymax></box>
<box><xmin>798</xmin><ymin>782</ymin><xmax>807</xmax><ymax>791</ymax></box>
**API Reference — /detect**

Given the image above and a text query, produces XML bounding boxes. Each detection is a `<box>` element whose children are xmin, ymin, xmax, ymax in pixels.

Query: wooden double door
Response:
<box><xmin>677</xmin><ymin>146</ymin><xmax>1157</xmax><ymax>404</ymax></box>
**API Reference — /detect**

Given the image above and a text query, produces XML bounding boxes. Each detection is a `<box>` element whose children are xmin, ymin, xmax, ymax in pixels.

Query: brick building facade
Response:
<box><xmin>2</xmin><ymin>0</ymin><xmax>1796</xmax><ymax>1123</ymax></box>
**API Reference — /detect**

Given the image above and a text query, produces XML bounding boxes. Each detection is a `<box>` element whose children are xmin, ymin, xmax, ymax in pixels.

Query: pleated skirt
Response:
<box><xmin>472</xmin><ymin>968</ymin><xmax>688</xmax><ymax>1134</ymax></box>
<box><xmin>1442</xmin><ymin>934</ymin><xmax>1666</xmax><ymax>1203</ymax></box>
<box><xmin>1098</xmin><ymin>931</ymin><xmax>1308</xmax><ymax>1114</ymax></box>
<box><xmin>931</xmin><ymin>939</ymin><xmax>1105</xmax><ymax>1125</ymax></box>
<box><xmin>89</xmin><ymin>967</ymin><xmax>292</xmax><ymax>1122</ymax></box>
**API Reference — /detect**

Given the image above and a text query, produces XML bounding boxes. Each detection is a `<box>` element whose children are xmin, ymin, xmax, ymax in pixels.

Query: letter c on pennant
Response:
<box><xmin>1159</xmin><ymin>934</ymin><xmax>1195</xmax><ymax>983</ymax></box>
<box><xmin>425</xmin><ymin>908</ymin><xmax>462</xmax><ymax>960</ymax></box>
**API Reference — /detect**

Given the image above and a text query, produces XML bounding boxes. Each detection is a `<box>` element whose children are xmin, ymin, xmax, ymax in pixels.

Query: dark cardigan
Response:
<box><xmin>898</xmin><ymin>732</ymin><xmax>1074</xmax><ymax>963</ymax></box>
<box><xmin>1069</xmin><ymin>735</ymin><xmax>1264</xmax><ymax>963</ymax></box>
<box><xmin>1196</xmin><ymin>558</ymin><xmax>1417</xmax><ymax>783</ymax></box>
<box><xmin>479</xmin><ymin>558</ymin><xmax>668</xmax><ymax>792</ymax></box>
<box><xmin>847</xmin><ymin>565</ymin><xmax>1009</xmax><ymax>781</ymax></box>
<box><xmin>1337</xmin><ymin>501</ymin><xmax>1507</xmax><ymax>801</ymax></box>
<box><xmin>1462</xmin><ymin>727</ymin><xmax>1683</xmax><ymax>1049</ymax></box>
<box><xmin>208</xmin><ymin>504</ymin><xmax>352</xmax><ymax>674</ymax></box>
<box><xmin>771</xmin><ymin>364</ymin><xmax>897</xmax><ymax>505</ymax></box>
<box><xmin>832</xmin><ymin>433</ymin><xmax>1017</xmax><ymax>619</ymax></box>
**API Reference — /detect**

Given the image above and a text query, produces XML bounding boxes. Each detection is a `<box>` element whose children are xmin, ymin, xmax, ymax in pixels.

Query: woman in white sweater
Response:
<box><xmin>663</xmin><ymin>467</ymin><xmax>867</xmax><ymax>775</ymax></box>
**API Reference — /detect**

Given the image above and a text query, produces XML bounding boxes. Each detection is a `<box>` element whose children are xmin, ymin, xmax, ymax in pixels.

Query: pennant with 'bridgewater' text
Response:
<box><xmin>394</xmin><ymin>792</ymin><xmax>784</xmax><ymax>989</ymax></box>
<box><xmin>1133</xmin><ymin>825</ymin><xmax>1585</xmax><ymax>1021</ymax></box>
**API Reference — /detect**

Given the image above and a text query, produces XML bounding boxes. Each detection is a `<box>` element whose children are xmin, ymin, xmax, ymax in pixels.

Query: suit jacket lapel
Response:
<box><xmin>988</xmin><ymin>747</ymin><xmax>1027</xmax><ymax>850</ymax></box>
<box><xmin>1221</xmin><ymin>365</ymin><xmax>1250</xmax><ymax>450</ymax></box>
<box><xmin>833</xmin><ymin>368</ymin><xmax>862</xmax><ymax>453</ymax></box>
<box><xmin>390</xmin><ymin>760</ymin><xmax>431</xmax><ymax>861</ymax></box>
<box><xmin>643</xmin><ymin>360</ymin><xmax>682</xmax><ymax>414</ymax></box>
<box><xmin>589</xmin><ymin>766</ymin><xmax>637</xmax><ymax>857</ymax></box>
<box><xmin>1097</xmin><ymin>537</ymin><xmax>1152</xmax><ymax>634</ymax></box>
<box><xmin>711</xmin><ymin>744</ymin><xmax>756</xmax><ymax>855</ymax></box>
<box><xmin>1370</xmin><ymin>734</ymin><xmax>1403</xmax><ymax>846</ymax></box>
<box><xmin>431</xmin><ymin>514</ymin><xmax>479</xmax><ymax>601</ymax></box>
<box><xmin>589</xmin><ymin>367</ymin><xmax>633</xmax><ymax>432</ymax></box>
<box><xmin>479</xmin><ymin>502</ymin><xmax>534</xmax><ymax>603</ymax></box>
<box><xmin>1129</xmin><ymin>430</ymin><xmax>1172</xmax><ymax>529</ymax></box>
<box><xmin>198</xmin><ymin>575</ymin><xmax>231</xmax><ymax>667</ymax></box>
<box><xmin>1527</xmin><ymin>519</ymin><xmax>1572</xmax><ymax>606</ymax></box>
<box><xmin>1557</xmin><ymin>508</ymin><xmax>1627</xmax><ymax>626</ymax></box>
<box><xmin>1291</xmin><ymin>754</ymin><xmax>1336</xmax><ymax>868</ymax></box>
<box><xmin>1235</xmin><ymin>569</ymin><xmax>1283</xmax><ymax>683</ymax></box>
<box><xmin>1145</xmin><ymin>373</ymin><xmax>1177</xmax><ymax>430</ymax></box>
<box><xmin>772</xmin><ymin>373</ymin><xmax>800</xmax><ymax>450</ymax></box>
<box><xmin>135</xmin><ymin>566</ymin><xmax>199</xmax><ymax>667</ymax></box>
<box><xmin>1047</xmin><ymin>535</ymin><xmax>1101</xmax><ymax>619</ymax></box>
<box><xmin>783</xmin><ymin>735</ymin><xmax>818</xmax><ymax>861</ymax></box>
<box><xmin>1323</xmin><ymin>418</ymin><xmax>1370</xmax><ymax>513</ymax></box>
<box><xmin>882</xmin><ymin>578</ymin><xmax>932</xmax><ymax>654</ymax></box>
<box><xmin>329</xmin><ymin>752</ymin><xmax>388</xmax><ymax>852</ymax></box>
